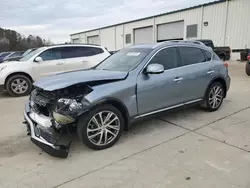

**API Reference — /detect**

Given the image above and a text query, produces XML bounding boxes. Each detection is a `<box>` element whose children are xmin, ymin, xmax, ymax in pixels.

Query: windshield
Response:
<box><xmin>19</xmin><ymin>47</ymin><xmax>45</xmax><ymax>61</ymax></box>
<box><xmin>0</xmin><ymin>52</ymin><xmax>12</xmax><ymax>57</ymax></box>
<box><xmin>21</xmin><ymin>49</ymin><xmax>32</xmax><ymax>57</ymax></box>
<box><xmin>95</xmin><ymin>48</ymin><xmax>152</xmax><ymax>72</ymax></box>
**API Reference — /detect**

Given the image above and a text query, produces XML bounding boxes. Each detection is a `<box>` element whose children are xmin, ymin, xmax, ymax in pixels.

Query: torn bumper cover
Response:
<box><xmin>23</xmin><ymin>102</ymin><xmax>72</xmax><ymax>158</ymax></box>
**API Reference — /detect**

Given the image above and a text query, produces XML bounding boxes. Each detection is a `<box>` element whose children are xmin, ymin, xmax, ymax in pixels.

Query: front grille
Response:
<box><xmin>30</xmin><ymin>89</ymin><xmax>56</xmax><ymax>116</ymax></box>
<box><xmin>31</xmin><ymin>90</ymin><xmax>51</xmax><ymax>107</ymax></box>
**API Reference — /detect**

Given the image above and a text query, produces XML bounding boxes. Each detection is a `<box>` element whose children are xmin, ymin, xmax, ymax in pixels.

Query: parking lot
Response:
<box><xmin>0</xmin><ymin>61</ymin><xmax>249</xmax><ymax>188</ymax></box>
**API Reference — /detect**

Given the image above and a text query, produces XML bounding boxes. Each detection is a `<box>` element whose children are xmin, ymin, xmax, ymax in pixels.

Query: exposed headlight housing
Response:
<box><xmin>58</xmin><ymin>98</ymin><xmax>83</xmax><ymax>111</ymax></box>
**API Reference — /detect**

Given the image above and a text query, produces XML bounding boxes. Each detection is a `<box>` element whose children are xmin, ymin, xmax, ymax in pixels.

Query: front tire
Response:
<box><xmin>5</xmin><ymin>74</ymin><xmax>32</xmax><ymax>97</ymax></box>
<box><xmin>77</xmin><ymin>104</ymin><xmax>124</xmax><ymax>150</ymax></box>
<box><xmin>201</xmin><ymin>82</ymin><xmax>225</xmax><ymax>112</ymax></box>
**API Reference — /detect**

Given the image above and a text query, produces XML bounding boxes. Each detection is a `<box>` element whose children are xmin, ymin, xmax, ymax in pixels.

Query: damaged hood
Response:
<box><xmin>33</xmin><ymin>69</ymin><xmax>128</xmax><ymax>91</ymax></box>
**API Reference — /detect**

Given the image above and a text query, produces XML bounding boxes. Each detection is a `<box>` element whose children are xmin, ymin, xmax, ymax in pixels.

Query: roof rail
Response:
<box><xmin>168</xmin><ymin>40</ymin><xmax>206</xmax><ymax>46</ymax></box>
<box><xmin>48</xmin><ymin>43</ymin><xmax>101</xmax><ymax>47</ymax></box>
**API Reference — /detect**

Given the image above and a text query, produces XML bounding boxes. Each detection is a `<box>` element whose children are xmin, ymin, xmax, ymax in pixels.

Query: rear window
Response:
<box><xmin>202</xmin><ymin>50</ymin><xmax>212</xmax><ymax>61</ymax></box>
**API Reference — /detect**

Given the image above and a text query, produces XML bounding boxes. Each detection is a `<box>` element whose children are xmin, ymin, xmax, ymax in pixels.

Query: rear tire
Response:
<box><xmin>245</xmin><ymin>62</ymin><xmax>250</xmax><ymax>76</ymax></box>
<box><xmin>77</xmin><ymin>104</ymin><xmax>124</xmax><ymax>150</ymax></box>
<box><xmin>5</xmin><ymin>74</ymin><xmax>32</xmax><ymax>97</ymax></box>
<box><xmin>201</xmin><ymin>82</ymin><xmax>225</xmax><ymax>112</ymax></box>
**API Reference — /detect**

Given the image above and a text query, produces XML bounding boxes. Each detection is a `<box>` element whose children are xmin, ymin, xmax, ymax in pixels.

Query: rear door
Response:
<box><xmin>62</xmin><ymin>46</ymin><xmax>109</xmax><ymax>71</ymax></box>
<box><xmin>32</xmin><ymin>47</ymin><xmax>65</xmax><ymax>80</ymax></box>
<box><xmin>176</xmin><ymin>46</ymin><xmax>215</xmax><ymax>102</ymax></box>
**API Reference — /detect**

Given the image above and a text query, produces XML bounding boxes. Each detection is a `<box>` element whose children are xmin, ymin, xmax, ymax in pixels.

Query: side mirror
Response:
<box><xmin>145</xmin><ymin>63</ymin><xmax>164</xmax><ymax>74</ymax></box>
<box><xmin>34</xmin><ymin>56</ymin><xmax>43</xmax><ymax>63</ymax></box>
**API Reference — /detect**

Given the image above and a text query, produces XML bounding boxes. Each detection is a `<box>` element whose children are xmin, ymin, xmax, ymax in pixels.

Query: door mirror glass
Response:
<box><xmin>34</xmin><ymin>56</ymin><xmax>43</xmax><ymax>62</ymax></box>
<box><xmin>145</xmin><ymin>64</ymin><xmax>164</xmax><ymax>74</ymax></box>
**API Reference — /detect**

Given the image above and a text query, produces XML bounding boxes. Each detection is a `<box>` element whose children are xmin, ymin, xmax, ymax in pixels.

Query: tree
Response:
<box><xmin>0</xmin><ymin>27</ymin><xmax>52</xmax><ymax>52</ymax></box>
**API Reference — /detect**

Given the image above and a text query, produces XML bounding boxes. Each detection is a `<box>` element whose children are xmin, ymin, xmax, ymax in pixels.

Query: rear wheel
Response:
<box><xmin>77</xmin><ymin>104</ymin><xmax>124</xmax><ymax>150</ymax></box>
<box><xmin>245</xmin><ymin>62</ymin><xmax>250</xmax><ymax>76</ymax></box>
<box><xmin>5</xmin><ymin>74</ymin><xmax>32</xmax><ymax>97</ymax></box>
<box><xmin>201</xmin><ymin>82</ymin><xmax>225</xmax><ymax>112</ymax></box>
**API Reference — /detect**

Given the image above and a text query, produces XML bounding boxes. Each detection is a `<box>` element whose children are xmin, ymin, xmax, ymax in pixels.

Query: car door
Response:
<box><xmin>176</xmin><ymin>46</ymin><xmax>215</xmax><ymax>102</ymax></box>
<box><xmin>32</xmin><ymin>47</ymin><xmax>65</xmax><ymax>80</ymax></box>
<box><xmin>62</xmin><ymin>46</ymin><xmax>107</xmax><ymax>71</ymax></box>
<box><xmin>137</xmin><ymin>47</ymin><xmax>185</xmax><ymax>115</ymax></box>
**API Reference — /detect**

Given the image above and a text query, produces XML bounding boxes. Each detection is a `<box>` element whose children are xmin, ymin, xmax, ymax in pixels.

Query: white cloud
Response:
<box><xmin>0</xmin><ymin>0</ymin><xmax>212</xmax><ymax>43</ymax></box>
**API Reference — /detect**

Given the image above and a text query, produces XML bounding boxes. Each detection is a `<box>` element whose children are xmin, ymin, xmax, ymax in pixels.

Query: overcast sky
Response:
<box><xmin>1</xmin><ymin>0</ymin><xmax>212</xmax><ymax>43</ymax></box>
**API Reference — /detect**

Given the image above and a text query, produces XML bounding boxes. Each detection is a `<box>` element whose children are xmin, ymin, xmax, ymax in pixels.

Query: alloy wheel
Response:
<box><xmin>11</xmin><ymin>78</ymin><xmax>28</xmax><ymax>94</ymax></box>
<box><xmin>208</xmin><ymin>85</ymin><xmax>223</xmax><ymax>109</ymax></box>
<box><xmin>87</xmin><ymin>111</ymin><xmax>120</xmax><ymax>146</ymax></box>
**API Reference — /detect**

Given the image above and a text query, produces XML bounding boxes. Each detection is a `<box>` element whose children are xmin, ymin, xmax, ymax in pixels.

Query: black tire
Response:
<box><xmin>77</xmin><ymin>104</ymin><xmax>124</xmax><ymax>150</ymax></box>
<box><xmin>219</xmin><ymin>54</ymin><xmax>226</xmax><ymax>61</ymax></box>
<box><xmin>245</xmin><ymin>62</ymin><xmax>250</xmax><ymax>76</ymax></box>
<box><xmin>201</xmin><ymin>82</ymin><xmax>225</xmax><ymax>112</ymax></box>
<box><xmin>5</xmin><ymin>74</ymin><xmax>32</xmax><ymax>97</ymax></box>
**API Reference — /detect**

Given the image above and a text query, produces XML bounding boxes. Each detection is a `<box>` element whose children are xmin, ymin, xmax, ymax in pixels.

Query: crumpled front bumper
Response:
<box><xmin>23</xmin><ymin>102</ymin><xmax>72</xmax><ymax>158</ymax></box>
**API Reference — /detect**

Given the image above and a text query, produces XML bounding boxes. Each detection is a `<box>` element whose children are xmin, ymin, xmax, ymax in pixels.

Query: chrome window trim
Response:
<box><xmin>139</xmin><ymin>45</ymin><xmax>213</xmax><ymax>75</ymax></box>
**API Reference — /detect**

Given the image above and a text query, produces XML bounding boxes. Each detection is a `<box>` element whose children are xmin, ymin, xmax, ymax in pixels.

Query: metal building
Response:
<box><xmin>70</xmin><ymin>0</ymin><xmax>250</xmax><ymax>60</ymax></box>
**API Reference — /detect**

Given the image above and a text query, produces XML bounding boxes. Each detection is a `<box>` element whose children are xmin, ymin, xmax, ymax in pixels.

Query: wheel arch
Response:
<box><xmin>88</xmin><ymin>97</ymin><xmax>130</xmax><ymax>130</ymax></box>
<box><xmin>4</xmin><ymin>72</ymin><xmax>34</xmax><ymax>89</ymax></box>
<box><xmin>206</xmin><ymin>77</ymin><xmax>227</xmax><ymax>98</ymax></box>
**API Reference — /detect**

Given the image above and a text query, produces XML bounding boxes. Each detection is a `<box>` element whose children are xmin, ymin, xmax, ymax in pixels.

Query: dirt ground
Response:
<box><xmin>0</xmin><ymin>61</ymin><xmax>250</xmax><ymax>188</ymax></box>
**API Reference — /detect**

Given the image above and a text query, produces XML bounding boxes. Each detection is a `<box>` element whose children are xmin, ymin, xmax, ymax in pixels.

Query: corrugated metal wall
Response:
<box><xmin>202</xmin><ymin>2</ymin><xmax>227</xmax><ymax>46</ymax></box>
<box><xmin>226</xmin><ymin>0</ymin><xmax>250</xmax><ymax>49</ymax></box>
<box><xmin>71</xmin><ymin>0</ymin><xmax>249</xmax><ymax>59</ymax></box>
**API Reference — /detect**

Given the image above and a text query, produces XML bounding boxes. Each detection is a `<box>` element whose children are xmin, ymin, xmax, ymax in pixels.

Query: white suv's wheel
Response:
<box><xmin>202</xmin><ymin>82</ymin><xmax>225</xmax><ymax>111</ymax></box>
<box><xmin>6</xmin><ymin>74</ymin><xmax>32</xmax><ymax>97</ymax></box>
<box><xmin>77</xmin><ymin>104</ymin><xmax>124</xmax><ymax>150</ymax></box>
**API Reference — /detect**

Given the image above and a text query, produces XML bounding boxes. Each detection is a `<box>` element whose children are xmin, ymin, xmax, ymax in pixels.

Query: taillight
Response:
<box><xmin>223</xmin><ymin>62</ymin><xmax>228</xmax><ymax>68</ymax></box>
<box><xmin>247</xmin><ymin>55</ymin><xmax>250</xmax><ymax>61</ymax></box>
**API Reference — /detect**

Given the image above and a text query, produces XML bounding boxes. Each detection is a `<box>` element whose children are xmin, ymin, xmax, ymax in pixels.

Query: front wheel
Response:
<box><xmin>201</xmin><ymin>82</ymin><xmax>225</xmax><ymax>112</ymax></box>
<box><xmin>5</xmin><ymin>74</ymin><xmax>32</xmax><ymax>97</ymax></box>
<box><xmin>77</xmin><ymin>104</ymin><xmax>124</xmax><ymax>150</ymax></box>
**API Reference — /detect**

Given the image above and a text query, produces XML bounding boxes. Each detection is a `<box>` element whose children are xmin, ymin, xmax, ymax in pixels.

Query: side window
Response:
<box><xmin>149</xmin><ymin>47</ymin><xmax>178</xmax><ymax>70</ymax></box>
<box><xmin>179</xmin><ymin>47</ymin><xmax>206</xmax><ymax>66</ymax></box>
<box><xmin>83</xmin><ymin>47</ymin><xmax>104</xmax><ymax>56</ymax></box>
<box><xmin>62</xmin><ymin>47</ymin><xmax>83</xmax><ymax>59</ymax></box>
<box><xmin>39</xmin><ymin>48</ymin><xmax>62</xmax><ymax>61</ymax></box>
<box><xmin>202</xmin><ymin>50</ymin><xmax>212</xmax><ymax>61</ymax></box>
<box><xmin>61</xmin><ymin>47</ymin><xmax>104</xmax><ymax>59</ymax></box>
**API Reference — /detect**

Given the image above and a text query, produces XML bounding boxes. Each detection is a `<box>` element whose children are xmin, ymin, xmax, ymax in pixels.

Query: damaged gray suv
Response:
<box><xmin>23</xmin><ymin>41</ymin><xmax>230</xmax><ymax>158</ymax></box>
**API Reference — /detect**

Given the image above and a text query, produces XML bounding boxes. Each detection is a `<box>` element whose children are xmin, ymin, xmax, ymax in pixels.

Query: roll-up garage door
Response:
<box><xmin>87</xmin><ymin>35</ymin><xmax>100</xmax><ymax>45</ymax></box>
<box><xmin>157</xmin><ymin>21</ymin><xmax>184</xmax><ymax>42</ymax></box>
<box><xmin>134</xmin><ymin>26</ymin><xmax>153</xmax><ymax>44</ymax></box>
<box><xmin>72</xmin><ymin>38</ymin><xmax>80</xmax><ymax>43</ymax></box>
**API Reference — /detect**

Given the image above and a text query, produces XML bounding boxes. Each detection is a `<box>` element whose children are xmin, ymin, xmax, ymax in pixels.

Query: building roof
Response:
<box><xmin>70</xmin><ymin>0</ymin><xmax>228</xmax><ymax>36</ymax></box>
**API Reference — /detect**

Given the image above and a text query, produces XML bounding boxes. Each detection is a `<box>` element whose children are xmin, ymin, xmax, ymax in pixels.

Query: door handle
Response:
<box><xmin>173</xmin><ymin>77</ymin><xmax>183</xmax><ymax>82</ymax></box>
<box><xmin>56</xmin><ymin>62</ymin><xmax>63</xmax><ymax>65</ymax></box>
<box><xmin>207</xmin><ymin>70</ymin><xmax>215</xmax><ymax>74</ymax></box>
<box><xmin>82</xmin><ymin>60</ymin><xmax>88</xmax><ymax>63</ymax></box>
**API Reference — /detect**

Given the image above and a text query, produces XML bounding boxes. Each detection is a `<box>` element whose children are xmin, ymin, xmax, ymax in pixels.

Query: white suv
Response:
<box><xmin>0</xmin><ymin>44</ymin><xmax>110</xmax><ymax>97</ymax></box>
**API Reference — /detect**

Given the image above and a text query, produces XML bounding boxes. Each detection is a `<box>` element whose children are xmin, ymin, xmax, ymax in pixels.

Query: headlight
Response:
<box><xmin>52</xmin><ymin>111</ymin><xmax>75</xmax><ymax>124</ymax></box>
<box><xmin>0</xmin><ymin>65</ymin><xmax>7</xmax><ymax>72</ymax></box>
<box><xmin>58</xmin><ymin>98</ymin><xmax>83</xmax><ymax>111</ymax></box>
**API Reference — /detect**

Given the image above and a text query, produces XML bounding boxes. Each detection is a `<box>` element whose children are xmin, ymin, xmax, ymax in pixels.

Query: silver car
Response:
<box><xmin>23</xmin><ymin>41</ymin><xmax>230</xmax><ymax>158</ymax></box>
